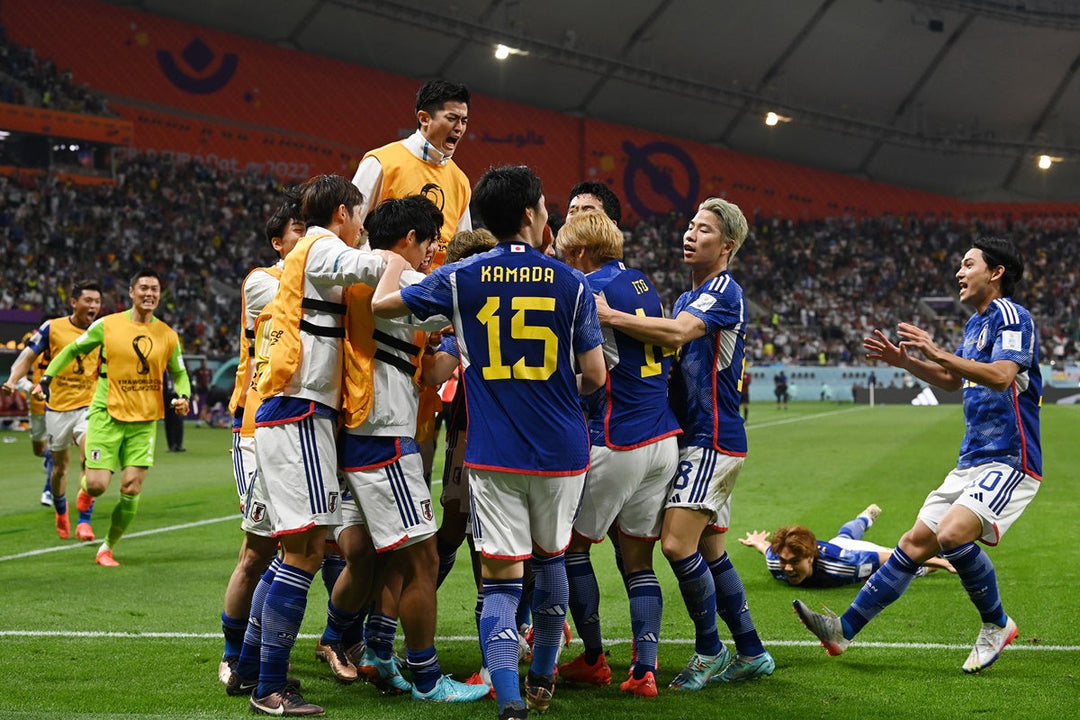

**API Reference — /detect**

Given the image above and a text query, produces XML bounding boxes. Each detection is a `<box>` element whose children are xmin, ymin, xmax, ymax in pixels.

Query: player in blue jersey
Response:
<box><xmin>795</xmin><ymin>236</ymin><xmax>1042</xmax><ymax>674</ymax></box>
<box><xmin>566</xmin><ymin>181</ymin><xmax>622</xmax><ymax>226</ymax></box>
<box><xmin>554</xmin><ymin>210</ymin><xmax>679</xmax><ymax>697</ymax></box>
<box><xmin>372</xmin><ymin>165</ymin><xmax>607</xmax><ymax>720</ymax></box>
<box><xmin>596</xmin><ymin>197</ymin><xmax>774</xmax><ymax>688</ymax></box>
<box><xmin>738</xmin><ymin>504</ymin><xmax>954</xmax><ymax>587</ymax></box>
<box><xmin>430</xmin><ymin>229</ymin><xmax>497</xmax><ymax>593</ymax></box>
<box><xmin>423</xmin><ymin>229</ymin><xmax>501</xmax><ymax>687</ymax></box>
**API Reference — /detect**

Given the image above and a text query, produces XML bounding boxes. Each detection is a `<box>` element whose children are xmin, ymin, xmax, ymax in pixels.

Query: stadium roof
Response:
<box><xmin>108</xmin><ymin>0</ymin><xmax>1080</xmax><ymax>203</ymax></box>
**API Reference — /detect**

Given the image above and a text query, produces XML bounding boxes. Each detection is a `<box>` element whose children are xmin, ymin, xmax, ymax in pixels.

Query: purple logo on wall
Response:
<box><xmin>156</xmin><ymin>38</ymin><xmax>238</xmax><ymax>94</ymax></box>
<box><xmin>622</xmin><ymin>140</ymin><xmax>700</xmax><ymax>218</ymax></box>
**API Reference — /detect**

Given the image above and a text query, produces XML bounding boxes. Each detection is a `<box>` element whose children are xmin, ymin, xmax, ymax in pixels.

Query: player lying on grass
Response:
<box><xmin>738</xmin><ymin>504</ymin><xmax>954</xmax><ymax>587</ymax></box>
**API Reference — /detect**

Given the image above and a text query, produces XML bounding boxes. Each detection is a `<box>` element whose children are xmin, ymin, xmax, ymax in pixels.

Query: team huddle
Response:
<box><xmin>3</xmin><ymin>79</ymin><xmax>1042</xmax><ymax>720</ymax></box>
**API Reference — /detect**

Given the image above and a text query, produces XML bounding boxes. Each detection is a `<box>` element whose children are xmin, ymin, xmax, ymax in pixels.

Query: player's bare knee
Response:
<box><xmin>567</xmin><ymin>534</ymin><xmax>592</xmax><ymax>554</ymax></box>
<box><xmin>898</xmin><ymin>528</ymin><xmax>940</xmax><ymax>562</ymax></box>
<box><xmin>660</xmin><ymin>536</ymin><xmax>692</xmax><ymax>563</ymax></box>
<box><xmin>935</xmin><ymin>524</ymin><xmax>979</xmax><ymax>551</ymax></box>
<box><xmin>238</xmin><ymin>542</ymin><xmax>277</xmax><ymax>576</ymax></box>
<box><xmin>84</xmin><ymin>477</ymin><xmax>109</xmax><ymax>496</ymax></box>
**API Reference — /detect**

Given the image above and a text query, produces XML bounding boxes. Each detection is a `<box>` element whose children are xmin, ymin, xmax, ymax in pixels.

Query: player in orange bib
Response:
<box><xmin>3</xmin><ymin>281</ymin><xmax>103</xmax><ymax>539</ymax></box>
<box><xmin>36</xmin><ymin>269</ymin><xmax>190</xmax><ymax>567</ymax></box>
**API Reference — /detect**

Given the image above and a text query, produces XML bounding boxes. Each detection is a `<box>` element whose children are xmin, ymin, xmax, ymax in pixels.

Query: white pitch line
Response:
<box><xmin>0</xmin><ymin>514</ymin><xmax>237</xmax><ymax>563</ymax></box>
<box><xmin>746</xmin><ymin>405</ymin><xmax>870</xmax><ymax>431</ymax></box>
<box><xmin>0</xmin><ymin>630</ymin><xmax>1075</xmax><ymax>652</ymax></box>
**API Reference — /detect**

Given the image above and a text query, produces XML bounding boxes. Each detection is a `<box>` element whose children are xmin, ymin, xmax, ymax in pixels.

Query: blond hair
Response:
<box><xmin>445</xmin><ymin>228</ymin><xmax>497</xmax><ymax>263</ymax></box>
<box><xmin>699</xmin><ymin>197</ymin><xmax>748</xmax><ymax>260</ymax></box>
<box><xmin>555</xmin><ymin>210</ymin><xmax>623</xmax><ymax>262</ymax></box>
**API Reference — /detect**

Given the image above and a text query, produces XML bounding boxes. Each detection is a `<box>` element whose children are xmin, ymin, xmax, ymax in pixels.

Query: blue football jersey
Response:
<box><xmin>668</xmin><ymin>272</ymin><xmax>748</xmax><ymax>455</ymax></box>
<box><xmin>25</xmin><ymin>319</ymin><xmax>52</xmax><ymax>357</ymax></box>
<box><xmin>956</xmin><ymin>298</ymin><xmax>1042</xmax><ymax>478</ymax></box>
<box><xmin>582</xmin><ymin>260</ymin><xmax>681</xmax><ymax>449</ymax></box>
<box><xmin>401</xmin><ymin>242</ymin><xmax>603</xmax><ymax>475</ymax></box>
<box><xmin>765</xmin><ymin>541</ymin><xmax>882</xmax><ymax>588</ymax></box>
<box><xmin>437</xmin><ymin>334</ymin><xmax>468</xmax><ymax>436</ymax></box>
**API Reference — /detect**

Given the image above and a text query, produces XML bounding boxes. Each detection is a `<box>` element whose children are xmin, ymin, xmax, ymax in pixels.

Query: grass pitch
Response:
<box><xmin>0</xmin><ymin>402</ymin><xmax>1076</xmax><ymax>719</ymax></box>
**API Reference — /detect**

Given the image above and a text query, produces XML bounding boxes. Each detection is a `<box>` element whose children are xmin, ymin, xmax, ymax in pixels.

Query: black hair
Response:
<box><xmin>298</xmin><ymin>175</ymin><xmax>363</xmax><ymax>229</ymax></box>
<box><xmin>973</xmin><ymin>236</ymin><xmax>1024</xmax><ymax>297</ymax></box>
<box><xmin>472</xmin><ymin>165</ymin><xmax>543</xmax><ymax>240</ymax></box>
<box><xmin>265</xmin><ymin>187</ymin><xmax>302</xmax><ymax>245</ymax></box>
<box><xmin>129</xmin><ymin>267</ymin><xmax>161</xmax><ymax>288</ymax></box>
<box><xmin>568</xmin><ymin>181</ymin><xmax>622</xmax><ymax>226</ymax></box>
<box><xmin>366</xmin><ymin>195</ymin><xmax>444</xmax><ymax>251</ymax></box>
<box><xmin>415</xmin><ymin>80</ymin><xmax>470</xmax><ymax>126</ymax></box>
<box><xmin>71</xmin><ymin>280</ymin><xmax>102</xmax><ymax>298</ymax></box>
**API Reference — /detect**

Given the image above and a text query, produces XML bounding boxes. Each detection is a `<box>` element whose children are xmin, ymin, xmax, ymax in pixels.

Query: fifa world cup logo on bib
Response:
<box><xmin>420</xmin><ymin>182</ymin><xmax>446</xmax><ymax>212</ymax></box>
<box><xmin>132</xmin><ymin>336</ymin><xmax>154</xmax><ymax>375</ymax></box>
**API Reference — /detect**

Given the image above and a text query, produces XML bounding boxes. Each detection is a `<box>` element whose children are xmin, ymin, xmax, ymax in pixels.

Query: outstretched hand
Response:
<box><xmin>863</xmin><ymin>328</ymin><xmax>908</xmax><ymax>368</ymax></box>
<box><xmin>896</xmin><ymin>322</ymin><xmax>946</xmax><ymax>364</ymax></box>
<box><xmin>739</xmin><ymin>530</ymin><xmax>771</xmax><ymax>546</ymax></box>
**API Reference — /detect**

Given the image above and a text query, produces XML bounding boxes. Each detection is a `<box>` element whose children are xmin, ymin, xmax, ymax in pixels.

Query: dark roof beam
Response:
<box><xmin>327</xmin><ymin>0</ymin><xmax>1080</xmax><ymax>160</ymax></box>
<box><xmin>1003</xmin><ymin>49</ymin><xmax>1080</xmax><ymax>188</ymax></box>
<box><xmin>856</xmin><ymin>13</ymin><xmax>973</xmax><ymax>175</ymax></box>
<box><xmin>906</xmin><ymin>0</ymin><xmax>1080</xmax><ymax>29</ymax></box>
<box><xmin>434</xmin><ymin>0</ymin><xmax>507</xmax><ymax>79</ymax></box>
<box><xmin>575</xmin><ymin>0</ymin><xmax>674</xmax><ymax>113</ymax></box>
<box><xmin>717</xmin><ymin>0</ymin><xmax>837</xmax><ymax>144</ymax></box>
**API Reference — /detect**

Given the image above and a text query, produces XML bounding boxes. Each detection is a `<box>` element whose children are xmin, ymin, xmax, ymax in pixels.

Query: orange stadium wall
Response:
<box><xmin>4</xmin><ymin>0</ymin><xmax>1079</xmax><ymax>221</ymax></box>
<box><xmin>0</xmin><ymin>102</ymin><xmax>132</xmax><ymax>144</ymax></box>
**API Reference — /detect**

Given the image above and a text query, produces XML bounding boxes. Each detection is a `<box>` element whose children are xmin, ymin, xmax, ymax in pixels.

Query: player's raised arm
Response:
<box><xmin>596</xmin><ymin>294</ymin><xmax>702</xmax><ymax>350</ymax></box>
<box><xmin>864</xmin><ymin>326</ymin><xmax>961</xmax><ymax>391</ymax></box>
<box><xmin>370</xmin><ymin>251</ymin><xmax>411</xmax><ymax>317</ymax></box>
<box><xmin>897</xmin><ymin>322</ymin><xmax>1020</xmax><ymax>393</ymax></box>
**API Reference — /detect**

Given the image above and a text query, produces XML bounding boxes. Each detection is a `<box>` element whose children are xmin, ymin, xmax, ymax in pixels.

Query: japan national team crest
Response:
<box><xmin>328</xmin><ymin>492</ymin><xmax>339</xmax><ymax>513</ymax></box>
<box><xmin>976</xmin><ymin>325</ymin><xmax>989</xmax><ymax>351</ymax></box>
<box><xmin>250</xmin><ymin>502</ymin><xmax>266</xmax><ymax>523</ymax></box>
<box><xmin>90</xmin><ymin>449</ymin><xmax>101</xmax><ymax>462</ymax></box>
<box><xmin>421</xmin><ymin>499</ymin><xmax>433</xmax><ymax>521</ymax></box>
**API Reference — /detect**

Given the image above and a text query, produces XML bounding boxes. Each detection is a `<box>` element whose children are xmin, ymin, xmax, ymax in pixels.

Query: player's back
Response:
<box><xmin>584</xmin><ymin>260</ymin><xmax>680</xmax><ymax>449</ymax></box>
<box><xmin>450</xmin><ymin>242</ymin><xmax>601</xmax><ymax>475</ymax></box>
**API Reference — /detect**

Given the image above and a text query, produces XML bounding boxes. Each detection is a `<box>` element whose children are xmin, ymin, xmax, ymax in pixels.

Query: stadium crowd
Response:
<box><xmin>0</xmin><ymin>31</ymin><xmax>1075</xmax><ymax>367</ymax></box>
<box><xmin>0</xmin><ymin>32</ymin><xmax>1059</xmax><ymax>718</ymax></box>
<box><xmin>2</xmin><ymin>154</ymin><xmax>1078</xmax><ymax>365</ymax></box>
<box><xmin>620</xmin><ymin>212</ymin><xmax>1079</xmax><ymax>366</ymax></box>
<box><xmin>0</xmin><ymin>27</ymin><xmax>113</xmax><ymax>115</ymax></box>
<box><xmin>1</xmin><ymin>153</ymin><xmax>281</xmax><ymax>356</ymax></box>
